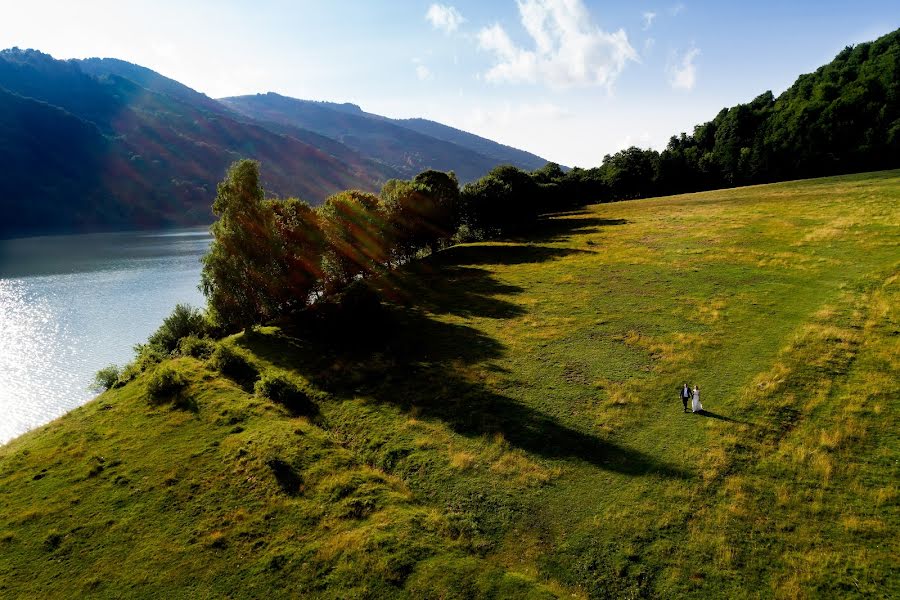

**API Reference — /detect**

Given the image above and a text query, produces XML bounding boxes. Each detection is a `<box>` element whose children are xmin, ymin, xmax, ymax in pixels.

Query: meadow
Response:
<box><xmin>0</xmin><ymin>171</ymin><xmax>897</xmax><ymax>598</ymax></box>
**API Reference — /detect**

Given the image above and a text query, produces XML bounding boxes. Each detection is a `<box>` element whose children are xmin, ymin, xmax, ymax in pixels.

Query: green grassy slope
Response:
<box><xmin>1</xmin><ymin>171</ymin><xmax>898</xmax><ymax>598</ymax></box>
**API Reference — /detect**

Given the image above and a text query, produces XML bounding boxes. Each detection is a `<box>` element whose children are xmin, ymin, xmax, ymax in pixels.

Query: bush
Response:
<box><xmin>91</xmin><ymin>364</ymin><xmax>121</xmax><ymax>392</ymax></box>
<box><xmin>177</xmin><ymin>335</ymin><xmax>216</xmax><ymax>359</ymax></box>
<box><xmin>452</xmin><ymin>223</ymin><xmax>486</xmax><ymax>244</ymax></box>
<box><xmin>254</xmin><ymin>371</ymin><xmax>316</xmax><ymax>415</ymax></box>
<box><xmin>147</xmin><ymin>304</ymin><xmax>209</xmax><ymax>354</ymax></box>
<box><xmin>146</xmin><ymin>365</ymin><xmax>187</xmax><ymax>404</ymax></box>
<box><xmin>208</xmin><ymin>343</ymin><xmax>258</xmax><ymax>383</ymax></box>
<box><xmin>119</xmin><ymin>344</ymin><xmax>168</xmax><ymax>384</ymax></box>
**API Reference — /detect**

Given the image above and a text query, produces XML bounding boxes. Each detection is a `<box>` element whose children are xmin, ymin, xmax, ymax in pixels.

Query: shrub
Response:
<box><xmin>209</xmin><ymin>343</ymin><xmax>258</xmax><ymax>383</ymax></box>
<box><xmin>119</xmin><ymin>344</ymin><xmax>167</xmax><ymax>384</ymax></box>
<box><xmin>177</xmin><ymin>335</ymin><xmax>216</xmax><ymax>359</ymax></box>
<box><xmin>254</xmin><ymin>371</ymin><xmax>316</xmax><ymax>415</ymax></box>
<box><xmin>91</xmin><ymin>364</ymin><xmax>121</xmax><ymax>392</ymax></box>
<box><xmin>146</xmin><ymin>365</ymin><xmax>188</xmax><ymax>404</ymax></box>
<box><xmin>452</xmin><ymin>223</ymin><xmax>486</xmax><ymax>244</ymax></box>
<box><xmin>146</xmin><ymin>304</ymin><xmax>209</xmax><ymax>354</ymax></box>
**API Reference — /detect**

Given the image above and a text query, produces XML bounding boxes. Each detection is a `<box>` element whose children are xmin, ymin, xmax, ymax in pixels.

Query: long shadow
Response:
<box><xmin>381</xmin><ymin>264</ymin><xmax>526</xmax><ymax>319</ymax></box>
<box><xmin>694</xmin><ymin>410</ymin><xmax>752</xmax><ymax>425</ymax></box>
<box><xmin>240</xmin><ymin>304</ymin><xmax>689</xmax><ymax>480</ymax></box>
<box><xmin>371</xmin><ymin>353</ymin><xmax>689</xmax><ymax>478</ymax></box>
<box><xmin>509</xmin><ymin>214</ymin><xmax>631</xmax><ymax>244</ymax></box>
<box><xmin>428</xmin><ymin>243</ymin><xmax>593</xmax><ymax>266</ymax></box>
<box><xmin>377</xmin><ymin>241</ymin><xmax>593</xmax><ymax>319</ymax></box>
<box><xmin>238</xmin><ymin>227</ymin><xmax>689</xmax><ymax>478</ymax></box>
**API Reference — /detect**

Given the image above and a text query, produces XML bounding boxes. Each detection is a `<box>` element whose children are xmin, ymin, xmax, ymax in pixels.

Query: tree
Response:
<box><xmin>267</xmin><ymin>197</ymin><xmax>325</xmax><ymax>309</ymax></box>
<box><xmin>600</xmin><ymin>147</ymin><xmax>659</xmax><ymax>199</ymax></box>
<box><xmin>200</xmin><ymin>159</ymin><xmax>280</xmax><ymax>331</ymax></box>
<box><xmin>380</xmin><ymin>171</ymin><xmax>459</xmax><ymax>260</ymax></box>
<box><xmin>317</xmin><ymin>190</ymin><xmax>388</xmax><ymax>293</ymax></box>
<box><xmin>460</xmin><ymin>165</ymin><xmax>540</xmax><ymax>234</ymax></box>
<box><xmin>531</xmin><ymin>162</ymin><xmax>565</xmax><ymax>184</ymax></box>
<box><xmin>412</xmin><ymin>169</ymin><xmax>459</xmax><ymax>251</ymax></box>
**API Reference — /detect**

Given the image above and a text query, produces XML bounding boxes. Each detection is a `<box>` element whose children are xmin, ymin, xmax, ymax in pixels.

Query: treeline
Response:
<box><xmin>201</xmin><ymin>29</ymin><xmax>900</xmax><ymax>332</ymax></box>
<box><xmin>200</xmin><ymin>160</ymin><xmax>582</xmax><ymax>331</ymax></box>
<box><xmin>577</xmin><ymin>28</ymin><xmax>900</xmax><ymax>200</ymax></box>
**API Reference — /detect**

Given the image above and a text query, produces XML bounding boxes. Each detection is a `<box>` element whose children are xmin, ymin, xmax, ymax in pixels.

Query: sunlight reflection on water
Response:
<box><xmin>0</xmin><ymin>229</ymin><xmax>211</xmax><ymax>445</ymax></box>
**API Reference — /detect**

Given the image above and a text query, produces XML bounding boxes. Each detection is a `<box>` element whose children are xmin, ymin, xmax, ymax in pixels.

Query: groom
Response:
<box><xmin>679</xmin><ymin>383</ymin><xmax>691</xmax><ymax>413</ymax></box>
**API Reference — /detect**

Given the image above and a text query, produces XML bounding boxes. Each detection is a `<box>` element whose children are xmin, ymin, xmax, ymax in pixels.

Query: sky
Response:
<box><xmin>2</xmin><ymin>1</ymin><xmax>898</xmax><ymax>167</ymax></box>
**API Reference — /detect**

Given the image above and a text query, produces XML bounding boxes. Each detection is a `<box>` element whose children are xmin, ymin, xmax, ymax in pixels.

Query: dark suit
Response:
<box><xmin>679</xmin><ymin>386</ymin><xmax>690</xmax><ymax>411</ymax></box>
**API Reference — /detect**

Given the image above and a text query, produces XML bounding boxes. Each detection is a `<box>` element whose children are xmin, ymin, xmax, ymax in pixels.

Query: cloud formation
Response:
<box><xmin>667</xmin><ymin>46</ymin><xmax>700</xmax><ymax>90</ymax></box>
<box><xmin>477</xmin><ymin>0</ymin><xmax>638</xmax><ymax>89</ymax></box>
<box><xmin>426</xmin><ymin>4</ymin><xmax>465</xmax><ymax>34</ymax></box>
<box><xmin>642</xmin><ymin>11</ymin><xmax>656</xmax><ymax>30</ymax></box>
<box><xmin>415</xmin><ymin>64</ymin><xmax>433</xmax><ymax>81</ymax></box>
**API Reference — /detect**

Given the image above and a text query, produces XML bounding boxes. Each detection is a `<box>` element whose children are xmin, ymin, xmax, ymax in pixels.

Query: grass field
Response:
<box><xmin>1</xmin><ymin>171</ymin><xmax>898</xmax><ymax>598</ymax></box>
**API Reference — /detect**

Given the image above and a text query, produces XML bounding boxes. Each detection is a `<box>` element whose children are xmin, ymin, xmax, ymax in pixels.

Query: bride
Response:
<box><xmin>691</xmin><ymin>385</ymin><xmax>703</xmax><ymax>413</ymax></box>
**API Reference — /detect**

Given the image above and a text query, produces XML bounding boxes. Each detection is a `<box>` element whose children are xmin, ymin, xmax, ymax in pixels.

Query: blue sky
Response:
<box><xmin>2</xmin><ymin>1</ymin><xmax>898</xmax><ymax>166</ymax></box>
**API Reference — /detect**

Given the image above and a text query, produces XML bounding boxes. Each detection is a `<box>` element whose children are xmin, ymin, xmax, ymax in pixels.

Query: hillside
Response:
<box><xmin>0</xmin><ymin>50</ymin><xmax>549</xmax><ymax>237</ymax></box>
<box><xmin>219</xmin><ymin>92</ymin><xmax>545</xmax><ymax>182</ymax></box>
<box><xmin>590</xmin><ymin>27</ymin><xmax>900</xmax><ymax>201</ymax></box>
<box><xmin>1</xmin><ymin>172</ymin><xmax>897</xmax><ymax>598</ymax></box>
<box><xmin>0</xmin><ymin>49</ymin><xmax>381</xmax><ymax>237</ymax></box>
<box><xmin>389</xmin><ymin>117</ymin><xmax>548</xmax><ymax>171</ymax></box>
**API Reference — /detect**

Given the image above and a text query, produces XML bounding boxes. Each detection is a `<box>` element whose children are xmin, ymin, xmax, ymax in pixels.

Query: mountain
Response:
<box><xmin>0</xmin><ymin>49</ymin><xmax>551</xmax><ymax>237</ymax></box>
<box><xmin>390</xmin><ymin>117</ymin><xmax>547</xmax><ymax>171</ymax></box>
<box><xmin>0</xmin><ymin>49</ymin><xmax>384</xmax><ymax>236</ymax></box>
<box><xmin>76</xmin><ymin>58</ymin><xmax>405</xmax><ymax>185</ymax></box>
<box><xmin>219</xmin><ymin>92</ymin><xmax>546</xmax><ymax>182</ymax></box>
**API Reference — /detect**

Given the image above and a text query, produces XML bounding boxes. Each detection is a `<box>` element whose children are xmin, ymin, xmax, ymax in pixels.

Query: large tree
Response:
<box><xmin>200</xmin><ymin>160</ymin><xmax>280</xmax><ymax>331</ymax></box>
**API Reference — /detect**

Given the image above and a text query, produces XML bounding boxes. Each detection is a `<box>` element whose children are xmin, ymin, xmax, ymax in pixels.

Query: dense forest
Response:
<box><xmin>556</xmin><ymin>28</ymin><xmax>900</xmax><ymax>201</ymax></box>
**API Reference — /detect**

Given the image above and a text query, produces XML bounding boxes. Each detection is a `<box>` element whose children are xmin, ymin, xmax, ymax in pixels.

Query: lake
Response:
<box><xmin>0</xmin><ymin>228</ymin><xmax>211</xmax><ymax>445</ymax></box>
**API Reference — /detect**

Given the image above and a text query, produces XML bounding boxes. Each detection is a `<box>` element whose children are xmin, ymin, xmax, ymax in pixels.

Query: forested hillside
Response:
<box><xmin>571</xmin><ymin>28</ymin><xmax>900</xmax><ymax>200</ymax></box>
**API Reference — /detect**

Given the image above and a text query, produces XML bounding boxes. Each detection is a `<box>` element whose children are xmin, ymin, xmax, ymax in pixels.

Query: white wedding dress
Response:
<box><xmin>691</xmin><ymin>389</ymin><xmax>703</xmax><ymax>413</ymax></box>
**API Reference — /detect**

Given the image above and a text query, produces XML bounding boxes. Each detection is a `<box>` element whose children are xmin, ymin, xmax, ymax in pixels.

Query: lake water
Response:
<box><xmin>0</xmin><ymin>228</ymin><xmax>211</xmax><ymax>445</ymax></box>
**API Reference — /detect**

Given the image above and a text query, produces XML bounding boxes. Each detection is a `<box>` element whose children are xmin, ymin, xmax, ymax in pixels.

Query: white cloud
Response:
<box><xmin>669</xmin><ymin>3</ymin><xmax>685</xmax><ymax>16</ymax></box>
<box><xmin>476</xmin><ymin>0</ymin><xmax>638</xmax><ymax>89</ymax></box>
<box><xmin>618</xmin><ymin>130</ymin><xmax>653</xmax><ymax>150</ymax></box>
<box><xmin>642</xmin><ymin>11</ymin><xmax>656</xmax><ymax>30</ymax></box>
<box><xmin>426</xmin><ymin>4</ymin><xmax>465</xmax><ymax>34</ymax></box>
<box><xmin>643</xmin><ymin>37</ymin><xmax>656</xmax><ymax>55</ymax></box>
<box><xmin>468</xmin><ymin>102</ymin><xmax>573</xmax><ymax>128</ymax></box>
<box><xmin>415</xmin><ymin>64</ymin><xmax>433</xmax><ymax>81</ymax></box>
<box><xmin>667</xmin><ymin>46</ymin><xmax>699</xmax><ymax>91</ymax></box>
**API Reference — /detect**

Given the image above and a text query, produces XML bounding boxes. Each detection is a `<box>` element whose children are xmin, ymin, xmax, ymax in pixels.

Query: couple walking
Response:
<box><xmin>679</xmin><ymin>383</ymin><xmax>703</xmax><ymax>413</ymax></box>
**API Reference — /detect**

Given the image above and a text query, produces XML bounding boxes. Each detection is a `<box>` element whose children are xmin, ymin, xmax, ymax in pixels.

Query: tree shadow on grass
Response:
<box><xmin>511</xmin><ymin>214</ymin><xmax>631</xmax><ymax>244</ymax></box>
<box><xmin>429</xmin><ymin>243</ymin><xmax>593</xmax><ymax>266</ymax></box>
<box><xmin>379</xmin><ymin>264</ymin><xmax>526</xmax><ymax>320</ymax></box>
<box><xmin>368</xmin><ymin>355</ymin><xmax>689</xmax><ymax>478</ymax></box>
<box><xmin>241</xmin><ymin>304</ymin><xmax>689</xmax><ymax>480</ymax></box>
<box><xmin>377</xmin><ymin>237</ymin><xmax>596</xmax><ymax>318</ymax></box>
<box><xmin>239</xmin><ymin>226</ymin><xmax>688</xmax><ymax>479</ymax></box>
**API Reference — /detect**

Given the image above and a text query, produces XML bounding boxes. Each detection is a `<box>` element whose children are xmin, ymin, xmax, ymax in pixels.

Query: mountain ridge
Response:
<box><xmin>0</xmin><ymin>48</ymin><xmax>551</xmax><ymax>237</ymax></box>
